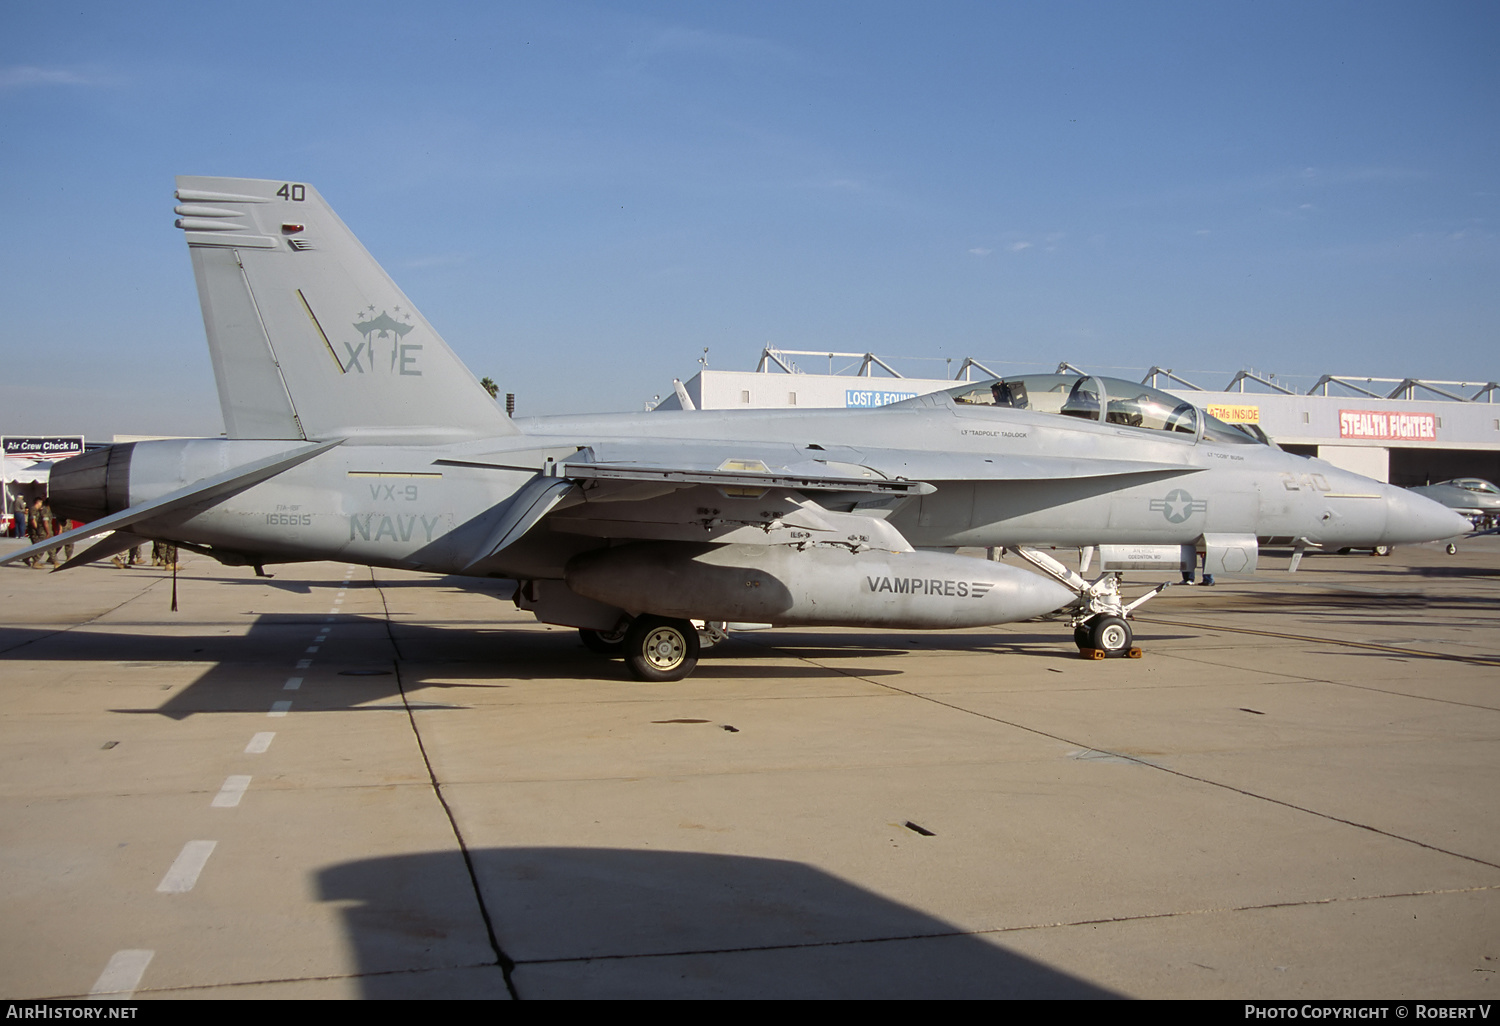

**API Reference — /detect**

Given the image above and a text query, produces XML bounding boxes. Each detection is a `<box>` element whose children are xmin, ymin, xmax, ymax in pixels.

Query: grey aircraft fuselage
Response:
<box><xmin>13</xmin><ymin>175</ymin><xmax>1472</xmax><ymax>681</ymax></box>
<box><xmin>91</xmin><ymin>397</ymin><xmax>1449</xmax><ymax>580</ymax></box>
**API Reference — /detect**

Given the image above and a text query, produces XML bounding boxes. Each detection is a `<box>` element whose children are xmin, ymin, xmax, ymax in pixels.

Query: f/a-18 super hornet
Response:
<box><xmin>1407</xmin><ymin>478</ymin><xmax>1500</xmax><ymax>531</ymax></box>
<box><xmin>3</xmin><ymin>177</ymin><xmax>1471</xmax><ymax>681</ymax></box>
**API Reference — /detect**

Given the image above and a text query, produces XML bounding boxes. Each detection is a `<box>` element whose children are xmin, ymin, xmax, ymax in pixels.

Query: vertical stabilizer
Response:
<box><xmin>175</xmin><ymin>176</ymin><xmax>517</xmax><ymax>442</ymax></box>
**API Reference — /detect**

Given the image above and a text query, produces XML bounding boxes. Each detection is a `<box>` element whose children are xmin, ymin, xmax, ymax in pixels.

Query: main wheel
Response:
<box><xmin>624</xmin><ymin>616</ymin><xmax>700</xmax><ymax>682</ymax></box>
<box><xmin>1373</xmin><ymin>545</ymin><xmax>1393</xmax><ymax>557</ymax></box>
<box><xmin>579</xmin><ymin>622</ymin><xmax>630</xmax><ymax>655</ymax></box>
<box><xmin>1088</xmin><ymin>616</ymin><xmax>1133</xmax><ymax>655</ymax></box>
<box><xmin>1073</xmin><ymin>624</ymin><xmax>1092</xmax><ymax>649</ymax></box>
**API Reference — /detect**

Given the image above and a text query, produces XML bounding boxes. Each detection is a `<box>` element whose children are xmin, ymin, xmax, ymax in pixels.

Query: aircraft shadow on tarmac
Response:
<box><xmin>0</xmin><ymin>615</ymin><xmax>938</xmax><ymax>719</ymax></box>
<box><xmin>316</xmin><ymin>846</ymin><xmax>1119</xmax><ymax>999</ymax></box>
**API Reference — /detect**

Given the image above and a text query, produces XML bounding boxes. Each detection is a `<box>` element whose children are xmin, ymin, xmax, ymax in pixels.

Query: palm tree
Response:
<box><xmin>479</xmin><ymin>376</ymin><xmax>498</xmax><ymax>399</ymax></box>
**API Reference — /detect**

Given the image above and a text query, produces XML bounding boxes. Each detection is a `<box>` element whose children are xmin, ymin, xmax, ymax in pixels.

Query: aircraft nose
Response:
<box><xmin>1381</xmin><ymin>485</ymin><xmax>1473</xmax><ymax>544</ymax></box>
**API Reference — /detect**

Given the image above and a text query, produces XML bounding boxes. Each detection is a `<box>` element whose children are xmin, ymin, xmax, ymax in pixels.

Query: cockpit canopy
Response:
<box><xmin>1448</xmin><ymin>479</ymin><xmax>1500</xmax><ymax>495</ymax></box>
<box><xmin>945</xmin><ymin>374</ymin><xmax>1268</xmax><ymax>446</ymax></box>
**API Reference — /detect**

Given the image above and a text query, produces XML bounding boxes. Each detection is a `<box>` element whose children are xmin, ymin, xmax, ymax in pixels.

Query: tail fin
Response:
<box><xmin>175</xmin><ymin>176</ymin><xmax>517</xmax><ymax>442</ymax></box>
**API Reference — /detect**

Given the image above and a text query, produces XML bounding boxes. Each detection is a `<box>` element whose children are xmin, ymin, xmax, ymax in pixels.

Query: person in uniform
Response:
<box><xmin>26</xmin><ymin>498</ymin><xmax>57</xmax><ymax>568</ymax></box>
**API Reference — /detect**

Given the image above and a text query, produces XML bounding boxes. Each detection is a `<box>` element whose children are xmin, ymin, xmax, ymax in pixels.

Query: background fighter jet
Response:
<box><xmin>3</xmin><ymin>178</ymin><xmax>1471</xmax><ymax>681</ymax></box>
<box><xmin>1407</xmin><ymin>479</ymin><xmax>1500</xmax><ymax>531</ymax></box>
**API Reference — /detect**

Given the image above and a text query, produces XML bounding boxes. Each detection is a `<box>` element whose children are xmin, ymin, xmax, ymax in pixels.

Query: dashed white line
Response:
<box><xmin>296</xmin><ymin>659</ymin><xmax>312</xmax><ymax>669</ymax></box>
<box><xmin>90</xmin><ymin>949</ymin><xmax>154</xmax><ymax>998</ymax></box>
<box><xmin>305</xmin><ymin>646</ymin><xmax>319</xmax><ymax>653</ymax></box>
<box><xmin>210</xmin><ymin>775</ymin><xmax>252</xmax><ymax>808</ymax></box>
<box><xmin>245</xmin><ymin>732</ymin><xmax>275</xmax><ymax>754</ymax></box>
<box><xmin>157</xmin><ymin>840</ymin><xmax>216</xmax><ymax>893</ymax></box>
<box><xmin>284</xmin><ymin>676</ymin><xmax>303</xmax><ymax>690</ymax></box>
<box><xmin>269</xmin><ymin>700</ymin><xmax>292</xmax><ymax>717</ymax></box>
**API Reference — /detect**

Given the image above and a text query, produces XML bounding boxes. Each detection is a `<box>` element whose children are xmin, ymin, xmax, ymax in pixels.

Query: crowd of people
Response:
<box><xmin>6</xmin><ymin>491</ymin><xmax>176</xmax><ymax>570</ymax></box>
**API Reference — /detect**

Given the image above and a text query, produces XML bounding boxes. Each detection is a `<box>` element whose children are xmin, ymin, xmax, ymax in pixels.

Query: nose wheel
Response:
<box><xmin>1075</xmin><ymin>615</ymin><xmax>1140</xmax><ymax>659</ymax></box>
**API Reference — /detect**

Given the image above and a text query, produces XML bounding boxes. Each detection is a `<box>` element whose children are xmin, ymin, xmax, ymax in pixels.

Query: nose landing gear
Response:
<box><xmin>1010</xmin><ymin>547</ymin><xmax>1157</xmax><ymax>659</ymax></box>
<box><xmin>1076</xmin><ymin>614</ymin><xmax>1139</xmax><ymax>658</ymax></box>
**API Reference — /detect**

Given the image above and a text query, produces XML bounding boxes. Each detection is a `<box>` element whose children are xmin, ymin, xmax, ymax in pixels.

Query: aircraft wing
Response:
<box><xmin>442</xmin><ymin>439</ymin><xmax>1196</xmax><ymax>488</ymax></box>
<box><xmin>446</xmin><ymin>440</ymin><xmax>1199</xmax><ymax>564</ymax></box>
<box><xmin>1</xmin><ymin>439</ymin><xmax>342</xmax><ymax>570</ymax></box>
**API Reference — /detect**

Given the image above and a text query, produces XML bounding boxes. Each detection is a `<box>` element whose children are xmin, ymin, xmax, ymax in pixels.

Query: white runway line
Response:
<box><xmin>269</xmin><ymin>700</ymin><xmax>292</xmax><ymax>717</ymax></box>
<box><xmin>296</xmin><ymin>659</ymin><xmax>312</xmax><ymax>669</ymax></box>
<box><xmin>89</xmin><ymin>949</ymin><xmax>154</xmax><ymax>998</ymax></box>
<box><xmin>245</xmin><ymin>732</ymin><xmax>275</xmax><ymax>754</ymax></box>
<box><xmin>284</xmin><ymin>677</ymin><xmax>303</xmax><ymax>690</ymax></box>
<box><xmin>305</xmin><ymin>646</ymin><xmax>319</xmax><ymax>653</ymax></box>
<box><xmin>157</xmin><ymin>840</ymin><xmax>216</xmax><ymax>893</ymax></box>
<box><xmin>211</xmin><ymin>775</ymin><xmax>252</xmax><ymax>808</ymax></box>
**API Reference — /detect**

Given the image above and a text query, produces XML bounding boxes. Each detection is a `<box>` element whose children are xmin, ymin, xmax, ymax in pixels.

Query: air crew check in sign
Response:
<box><xmin>1339</xmin><ymin>410</ymin><xmax>1437</xmax><ymax>441</ymax></box>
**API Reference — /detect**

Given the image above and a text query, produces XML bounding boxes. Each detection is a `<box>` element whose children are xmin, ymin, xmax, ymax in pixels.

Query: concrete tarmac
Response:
<box><xmin>0</xmin><ymin>537</ymin><xmax>1496</xmax><ymax>999</ymax></box>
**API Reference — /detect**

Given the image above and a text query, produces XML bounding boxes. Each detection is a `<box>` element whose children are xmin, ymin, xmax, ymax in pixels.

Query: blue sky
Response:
<box><xmin>3</xmin><ymin>0</ymin><xmax>1496</xmax><ymax>438</ymax></box>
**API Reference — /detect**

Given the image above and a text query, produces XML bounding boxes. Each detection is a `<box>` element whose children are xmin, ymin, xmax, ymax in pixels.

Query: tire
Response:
<box><xmin>1446</xmin><ymin>543</ymin><xmax>1458</xmax><ymax>555</ymax></box>
<box><xmin>624</xmin><ymin>616</ymin><xmax>700</xmax><ymax>682</ymax></box>
<box><xmin>1073</xmin><ymin>625</ymin><xmax>1092</xmax><ymax>649</ymax></box>
<box><xmin>1373</xmin><ymin>545</ymin><xmax>1393</xmax><ymax>557</ymax></box>
<box><xmin>1088</xmin><ymin>616</ymin><xmax>1132</xmax><ymax>655</ymax></box>
<box><xmin>579</xmin><ymin>623</ymin><xmax>629</xmax><ymax>655</ymax></box>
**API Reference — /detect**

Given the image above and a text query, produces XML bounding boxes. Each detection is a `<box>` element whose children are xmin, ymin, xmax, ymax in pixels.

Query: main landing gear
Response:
<box><xmin>579</xmin><ymin>617</ymin><xmax>726</xmax><ymax>681</ymax></box>
<box><xmin>1011</xmin><ymin>547</ymin><xmax>1157</xmax><ymax>659</ymax></box>
<box><xmin>578</xmin><ymin>623</ymin><xmax>628</xmax><ymax>655</ymax></box>
<box><xmin>624</xmin><ymin>616</ymin><xmax>700</xmax><ymax>682</ymax></box>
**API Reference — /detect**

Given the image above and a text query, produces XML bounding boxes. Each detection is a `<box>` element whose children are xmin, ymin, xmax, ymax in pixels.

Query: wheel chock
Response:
<box><xmin>1078</xmin><ymin>646</ymin><xmax>1144</xmax><ymax>660</ymax></box>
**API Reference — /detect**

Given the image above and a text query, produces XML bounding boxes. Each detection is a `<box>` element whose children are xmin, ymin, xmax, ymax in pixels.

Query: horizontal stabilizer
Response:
<box><xmin>1</xmin><ymin>439</ymin><xmax>342</xmax><ymax>570</ymax></box>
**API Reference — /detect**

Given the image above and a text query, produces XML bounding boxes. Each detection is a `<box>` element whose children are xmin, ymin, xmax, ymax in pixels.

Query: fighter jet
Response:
<box><xmin>1407</xmin><ymin>479</ymin><xmax>1500</xmax><ymax>531</ymax></box>
<box><xmin>2</xmin><ymin>177</ymin><xmax>1471</xmax><ymax>681</ymax></box>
